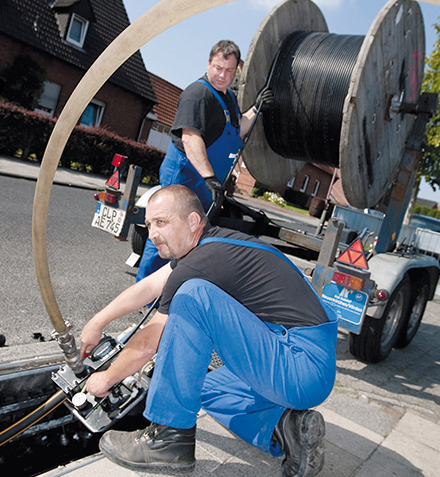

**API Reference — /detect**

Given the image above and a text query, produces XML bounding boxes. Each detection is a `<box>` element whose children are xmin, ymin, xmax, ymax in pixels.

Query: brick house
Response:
<box><xmin>144</xmin><ymin>72</ymin><xmax>182</xmax><ymax>152</ymax></box>
<box><xmin>283</xmin><ymin>163</ymin><xmax>349</xmax><ymax>209</ymax></box>
<box><xmin>0</xmin><ymin>0</ymin><xmax>156</xmax><ymax>140</ymax></box>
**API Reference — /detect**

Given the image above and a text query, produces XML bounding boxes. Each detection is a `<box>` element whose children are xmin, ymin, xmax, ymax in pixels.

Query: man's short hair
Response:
<box><xmin>209</xmin><ymin>40</ymin><xmax>241</xmax><ymax>66</ymax></box>
<box><xmin>149</xmin><ymin>185</ymin><xmax>207</xmax><ymax>224</ymax></box>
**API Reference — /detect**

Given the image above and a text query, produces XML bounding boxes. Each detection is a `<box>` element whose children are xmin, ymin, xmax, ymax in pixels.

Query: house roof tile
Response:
<box><xmin>148</xmin><ymin>72</ymin><xmax>182</xmax><ymax>127</ymax></box>
<box><xmin>0</xmin><ymin>0</ymin><xmax>156</xmax><ymax>104</ymax></box>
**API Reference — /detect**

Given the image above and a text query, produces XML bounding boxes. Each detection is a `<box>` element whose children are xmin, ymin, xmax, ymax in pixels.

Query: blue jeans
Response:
<box><xmin>144</xmin><ymin>279</ymin><xmax>338</xmax><ymax>453</ymax></box>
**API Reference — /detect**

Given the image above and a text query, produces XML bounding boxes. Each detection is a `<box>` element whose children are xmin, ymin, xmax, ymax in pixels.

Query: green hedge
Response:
<box><xmin>0</xmin><ymin>101</ymin><xmax>164</xmax><ymax>185</ymax></box>
<box><xmin>414</xmin><ymin>204</ymin><xmax>440</xmax><ymax>220</ymax></box>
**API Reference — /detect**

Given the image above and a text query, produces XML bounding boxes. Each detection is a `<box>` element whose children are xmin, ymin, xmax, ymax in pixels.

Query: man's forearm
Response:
<box><xmin>181</xmin><ymin>129</ymin><xmax>213</xmax><ymax>178</ymax></box>
<box><xmin>240</xmin><ymin>108</ymin><xmax>258</xmax><ymax>138</ymax></box>
<box><xmin>80</xmin><ymin>264</ymin><xmax>172</xmax><ymax>359</ymax></box>
<box><xmin>86</xmin><ymin>312</ymin><xmax>168</xmax><ymax>397</ymax></box>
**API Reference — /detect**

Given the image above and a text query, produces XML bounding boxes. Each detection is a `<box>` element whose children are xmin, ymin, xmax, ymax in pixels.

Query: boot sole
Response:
<box><xmin>99</xmin><ymin>440</ymin><xmax>196</xmax><ymax>474</ymax></box>
<box><xmin>282</xmin><ymin>410</ymin><xmax>325</xmax><ymax>477</ymax></box>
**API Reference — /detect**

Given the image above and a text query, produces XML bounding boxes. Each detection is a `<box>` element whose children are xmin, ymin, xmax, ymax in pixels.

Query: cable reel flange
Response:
<box><xmin>238</xmin><ymin>0</ymin><xmax>328</xmax><ymax>190</ymax></box>
<box><xmin>340</xmin><ymin>0</ymin><xmax>425</xmax><ymax>208</ymax></box>
<box><xmin>239</xmin><ymin>0</ymin><xmax>425</xmax><ymax>209</ymax></box>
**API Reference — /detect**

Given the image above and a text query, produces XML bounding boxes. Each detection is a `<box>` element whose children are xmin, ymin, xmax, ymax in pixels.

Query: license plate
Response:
<box><xmin>92</xmin><ymin>203</ymin><xmax>126</xmax><ymax>237</ymax></box>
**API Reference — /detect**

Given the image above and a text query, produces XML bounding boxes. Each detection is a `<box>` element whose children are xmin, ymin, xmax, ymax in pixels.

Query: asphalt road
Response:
<box><xmin>0</xmin><ymin>175</ymin><xmax>143</xmax><ymax>347</ymax></box>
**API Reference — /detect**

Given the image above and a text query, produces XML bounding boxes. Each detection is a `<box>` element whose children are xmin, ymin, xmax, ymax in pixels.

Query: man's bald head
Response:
<box><xmin>148</xmin><ymin>185</ymin><xmax>207</xmax><ymax>225</ymax></box>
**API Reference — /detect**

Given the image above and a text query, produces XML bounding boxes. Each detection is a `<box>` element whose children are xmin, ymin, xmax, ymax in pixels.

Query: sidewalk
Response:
<box><xmin>0</xmin><ymin>155</ymin><xmax>152</xmax><ymax>195</ymax></box>
<box><xmin>2</xmin><ymin>154</ymin><xmax>440</xmax><ymax>476</ymax></box>
<box><xmin>39</xmin><ymin>402</ymin><xmax>440</xmax><ymax>477</ymax></box>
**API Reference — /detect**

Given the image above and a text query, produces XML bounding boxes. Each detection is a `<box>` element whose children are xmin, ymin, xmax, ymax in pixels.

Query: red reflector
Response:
<box><xmin>376</xmin><ymin>289</ymin><xmax>388</xmax><ymax>301</ymax></box>
<box><xmin>93</xmin><ymin>193</ymin><xmax>100</xmax><ymax>201</ymax></box>
<box><xmin>111</xmin><ymin>154</ymin><xmax>127</xmax><ymax>168</ymax></box>
<box><xmin>106</xmin><ymin>170</ymin><xmax>120</xmax><ymax>189</ymax></box>
<box><xmin>332</xmin><ymin>271</ymin><xmax>365</xmax><ymax>291</ymax></box>
<box><xmin>337</xmin><ymin>239</ymin><xmax>368</xmax><ymax>269</ymax></box>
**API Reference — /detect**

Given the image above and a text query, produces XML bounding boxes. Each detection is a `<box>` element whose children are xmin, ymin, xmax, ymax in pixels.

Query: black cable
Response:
<box><xmin>264</xmin><ymin>31</ymin><xmax>364</xmax><ymax>166</ymax></box>
<box><xmin>0</xmin><ymin>389</ymin><xmax>67</xmax><ymax>447</ymax></box>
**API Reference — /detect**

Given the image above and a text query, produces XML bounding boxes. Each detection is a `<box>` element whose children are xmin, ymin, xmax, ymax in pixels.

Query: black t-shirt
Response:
<box><xmin>158</xmin><ymin>226</ymin><xmax>329</xmax><ymax>328</ymax></box>
<box><xmin>171</xmin><ymin>76</ymin><xmax>240</xmax><ymax>153</ymax></box>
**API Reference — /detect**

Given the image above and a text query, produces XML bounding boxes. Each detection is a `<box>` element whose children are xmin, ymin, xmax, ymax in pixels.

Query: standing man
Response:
<box><xmin>136</xmin><ymin>40</ymin><xmax>273</xmax><ymax>280</ymax></box>
<box><xmin>81</xmin><ymin>185</ymin><xmax>338</xmax><ymax>477</ymax></box>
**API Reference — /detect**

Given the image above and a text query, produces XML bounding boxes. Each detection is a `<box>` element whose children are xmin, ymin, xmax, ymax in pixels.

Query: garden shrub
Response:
<box><xmin>0</xmin><ymin>101</ymin><xmax>164</xmax><ymax>185</ymax></box>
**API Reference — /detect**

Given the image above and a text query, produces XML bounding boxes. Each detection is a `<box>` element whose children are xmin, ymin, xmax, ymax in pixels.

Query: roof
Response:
<box><xmin>148</xmin><ymin>72</ymin><xmax>182</xmax><ymax>127</ymax></box>
<box><xmin>0</xmin><ymin>0</ymin><xmax>156</xmax><ymax>104</ymax></box>
<box><xmin>313</xmin><ymin>164</ymin><xmax>337</xmax><ymax>176</ymax></box>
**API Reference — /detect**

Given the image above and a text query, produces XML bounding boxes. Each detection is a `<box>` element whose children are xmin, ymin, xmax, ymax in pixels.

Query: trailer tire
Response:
<box><xmin>349</xmin><ymin>276</ymin><xmax>410</xmax><ymax>363</ymax></box>
<box><xmin>131</xmin><ymin>225</ymin><xmax>149</xmax><ymax>257</ymax></box>
<box><xmin>395</xmin><ymin>277</ymin><xmax>429</xmax><ymax>349</ymax></box>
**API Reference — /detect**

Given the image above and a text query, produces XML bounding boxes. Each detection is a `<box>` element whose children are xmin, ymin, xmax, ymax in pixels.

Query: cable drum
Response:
<box><xmin>264</xmin><ymin>32</ymin><xmax>364</xmax><ymax>167</ymax></box>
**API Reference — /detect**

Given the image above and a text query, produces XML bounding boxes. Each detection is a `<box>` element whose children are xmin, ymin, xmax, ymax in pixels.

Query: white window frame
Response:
<box><xmin>287</xmin><ymin>177</ymin><xmax>295</xmax><ymax>188</ymax></box>
<box><xmin>311</xmin><ymin>180</ymin><xmax>321</xmax><ymax>197</ymax></box>
<box><xmin>80</xmin><ymin>99</ymin><xmax>105</xmax><ymax>127</ymax></box>
<box><xmin>35</xmin><ymin>81</ymin><xmax>61</xmax><ymax>117</ymax></box>
<box><xmin>66</xmin><ymin>13</ymin><xmax>89</xmax><ymax>48</ymax></box>
<box><xmin>300</xmin><ymin>175</ymin><xmax>309</xmax><ymax>193</ymax></box>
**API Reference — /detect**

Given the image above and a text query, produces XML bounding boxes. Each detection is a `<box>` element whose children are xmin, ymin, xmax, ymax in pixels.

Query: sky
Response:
<box><xmin>122</xmin><ymin>0</ymin><xmax>440</xmax><ymax>201</ymax></box>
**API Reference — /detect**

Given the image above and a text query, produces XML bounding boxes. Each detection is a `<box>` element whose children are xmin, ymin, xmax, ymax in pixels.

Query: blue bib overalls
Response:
<box><xmin>143</xmin><ymin>238</ymin><xmax>338</xmax><ymax>455</ymax></box>
<box><xmin>136</xmin><ymin>80</ymin><xmax>242</xmax><ymax>281</ymax></box>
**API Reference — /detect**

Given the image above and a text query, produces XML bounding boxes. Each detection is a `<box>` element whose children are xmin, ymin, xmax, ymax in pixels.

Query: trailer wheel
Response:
<box><xmin>131</xmin><ymin>225</ymin><xmax>149</xmax><ymax>256</ymax></box>
<box><xmin>349</xmin><ymin>276</ymin><xmax>410</xmax><ymax>363</ymax></box>
<box><xmin>395</xmin><ymin>277</ymin><xmax>429</xmax><ymax>349</ymax></box>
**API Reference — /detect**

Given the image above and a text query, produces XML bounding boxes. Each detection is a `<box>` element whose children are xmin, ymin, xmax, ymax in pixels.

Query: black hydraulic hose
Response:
<box><xmin>0</xmin><ymin>389</ymin><xmax>67</xmax><ymax>447</ymax></box>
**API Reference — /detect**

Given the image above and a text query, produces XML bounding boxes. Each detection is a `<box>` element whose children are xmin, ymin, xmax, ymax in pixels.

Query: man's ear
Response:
<box><xmin>188</xmin><ymin>211</ymin><xmax>201</xmax><ymax>231</ymax></box>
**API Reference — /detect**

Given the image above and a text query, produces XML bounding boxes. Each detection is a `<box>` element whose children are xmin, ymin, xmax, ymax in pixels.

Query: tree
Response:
<box><xmin>403</xmin><ymin>19</ymin><xmax>440</xmax><ymax>224</ymax></box>
<box><xmin>419</xmin><ymin>20</ymin><xmax>440</xmax><ymax>192</ymax></box>
<box><xmin>0</xmin><ymin>54</ymin><xmax>46</xmax><ymax>110</ymax></box>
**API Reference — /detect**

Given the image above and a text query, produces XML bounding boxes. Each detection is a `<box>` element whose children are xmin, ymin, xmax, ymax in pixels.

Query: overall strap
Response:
<box><xmin>196</xmin><ymin>79</ymin><xmax>241</xmax><ymax>123</ymax></box>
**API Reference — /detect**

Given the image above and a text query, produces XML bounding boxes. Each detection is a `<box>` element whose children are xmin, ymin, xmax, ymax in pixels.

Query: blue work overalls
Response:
<box><xmin>136</xmin><ymin>80</ymin><xmax>242</xmax><ymax>281</ymax></box>
<box><xmin>143</xmin><ymin>238</ymin><xmax>338</xmax><ymax>455</ymax></box>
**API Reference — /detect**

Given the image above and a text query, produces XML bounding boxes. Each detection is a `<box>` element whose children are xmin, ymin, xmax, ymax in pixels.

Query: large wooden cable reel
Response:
<box><xmin>238</xmin><ymin>0</ymin><xmax>425</xmax><ymax>209</ymax></box>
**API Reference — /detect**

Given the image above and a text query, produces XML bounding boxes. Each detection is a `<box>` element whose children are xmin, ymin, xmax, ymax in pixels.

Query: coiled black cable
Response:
<box><xmin>264</xmin><ymin>31</ymin><xmax>364</xmax><ymax>167</ymax></box>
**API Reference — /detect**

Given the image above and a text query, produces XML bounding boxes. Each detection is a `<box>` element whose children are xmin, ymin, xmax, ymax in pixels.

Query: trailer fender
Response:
<box><xmin>367</xmin><ymin>253</ymin><xmax>440</xmax><ymax>319</ymax></box>
<box><xmin>135</xmin><ymin>185</ymin><xmax>162</xmax><ymax>208</ymax></box>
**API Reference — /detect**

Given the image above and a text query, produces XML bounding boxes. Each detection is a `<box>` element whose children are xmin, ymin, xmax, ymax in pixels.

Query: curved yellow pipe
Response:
<box><xmin>32</xmin><ymin>0</ymin><xmax>235</xmax><ymax>332</ymax></box>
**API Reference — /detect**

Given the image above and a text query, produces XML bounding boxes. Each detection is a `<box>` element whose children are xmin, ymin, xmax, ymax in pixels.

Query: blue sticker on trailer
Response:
<box><xmin>321</xmin><ymin>283</ymin><xmax>368</xmax><ymax>333</ymax></box>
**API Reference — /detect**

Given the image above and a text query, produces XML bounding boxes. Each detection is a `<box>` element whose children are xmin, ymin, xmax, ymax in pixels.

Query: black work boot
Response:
<box><xmin>273</xmin><ymin>409</ymin><xmax>325</xmax><ymax>477</ymax></box>
<box><xmin>99</xmin><ymin>422</ymin><xmax>196</xmax><ymax>473</ymax></box>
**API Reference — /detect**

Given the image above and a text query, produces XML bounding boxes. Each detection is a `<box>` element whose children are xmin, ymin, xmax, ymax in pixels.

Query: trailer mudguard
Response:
<box><xmin>366</xmin><ymin>253</ymin><xmax>440</xmax><ymax>319</ymax></box>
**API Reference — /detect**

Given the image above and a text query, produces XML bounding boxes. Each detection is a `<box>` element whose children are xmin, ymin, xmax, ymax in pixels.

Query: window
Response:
<box><xmin>311</xmin><ymin>180</ymin><xmax>321</xmax><ymax>197</ymax></box>
<box><xmin>287</xmin><ymin>177</ymin><xmax>295</xmax><ymax>188</ymax></box>
<box><xmin>300</xmin><ymin>175</ymin><xmax>309</xmax><ymax>193</ymax></box>
<box><xmin>80</xmin><ymin>99</ymin><xmax>105</xmax><ymax>127</ymax></box>
<box><xmin>35</xmin><ymin>81</ymin><xmax>61</xmax><ymax>117</ymax></box>
<box><xmin>66</xmin><ymin>14</ymin><xmax>89</xmax><ymax>48</ymax></box>
<box><xmin>147</xmin><ymin>121</ymin><xmax>172</xmax><ymax>152</ymax></box>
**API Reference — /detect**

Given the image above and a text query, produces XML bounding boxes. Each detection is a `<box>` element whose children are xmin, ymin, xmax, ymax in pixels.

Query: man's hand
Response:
<box><xmin>86</xmin><ymin>371</ymin><xmax>113</xmax><ymax>398</ymax></box>
<box><xmin>253</xmin><ymin>86</ymin><xmax>274</xmax><ymax>113</ymax></box>
<box><xmin>80</xmin><ymin>320</ymin><xmax>104</xmax><ymax>360</ymax></box>
<box><xmin>205</xmin><ymin>175</ymin><xmax>224</xmax><ymax>208</ymax></box>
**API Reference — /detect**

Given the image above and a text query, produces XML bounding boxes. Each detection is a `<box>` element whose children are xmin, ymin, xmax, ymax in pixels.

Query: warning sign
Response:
<box><xmin>337</xmin><ymin>239</ymin><xmax>368</xmax><ymax>269</ymax></box>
